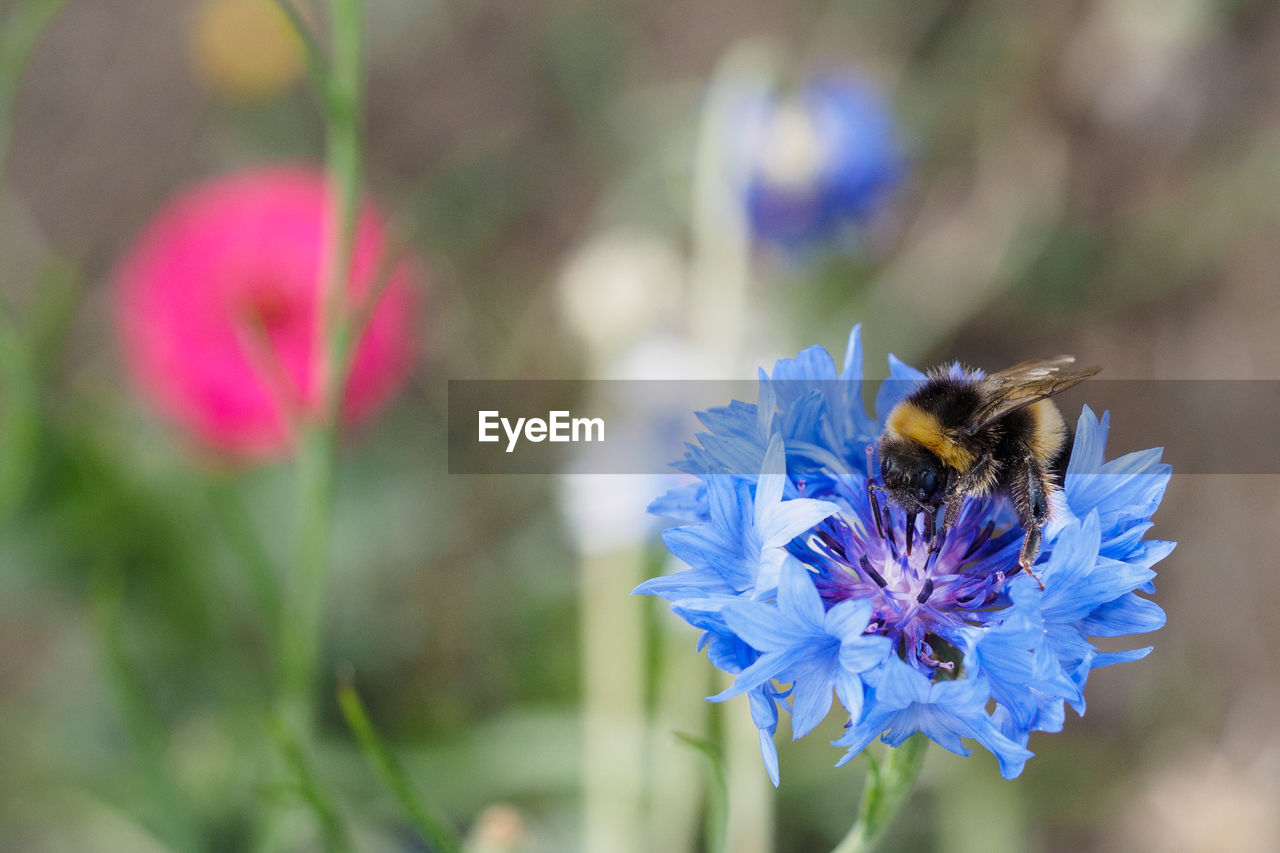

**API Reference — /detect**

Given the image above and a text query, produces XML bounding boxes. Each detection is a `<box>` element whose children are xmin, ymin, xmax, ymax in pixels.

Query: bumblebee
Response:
<box><xmin>874</xmin><ymin>356</ymin><xmax>1101</xmax><ymax>587</ymax></box>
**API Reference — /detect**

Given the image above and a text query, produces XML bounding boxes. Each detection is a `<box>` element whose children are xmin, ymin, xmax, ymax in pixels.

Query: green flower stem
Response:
<box><xmin>337</xmin><ymin>675</ymin><xmax>461</xmax><ymax>853</ymax></box>
<box><xmin>722</xmin><ymin>678</ymin><xmax>773</xmax><ymax>853</ymax></box>
<box><xmin>688</xmin><ymin>41</ymin><xmax>763</xmax><ymax>373</ymax></box>
<box><xmin>342</xmin><ymin>220</ymin><xmax>415</xmax><ymax>380</ymax></box>
<box><xmin>579</xmin><ymin>548</ymin><xmax>647</xmax><ymax>853</ymax></box>
<box><xmin>266</xmin><ymin>713</ymin><xmax>354</xmax><ymax>853</ymax></box>
<box><xmin>0</xmin><ymin>299</ymin><xmax>37</xmax><ymax>519</ymax></box>
<box><xmin>673</xmin><ymin>728</ymin><xmax>727</xmax><ymax>853</ymax></box>
<box><xmin>279</xmin><ymin>419</ymin><xmax>337</xmax><ymax>732</ymax></box>
<box><xmin>318</xmin><ymin>0</ymin><xmax>365</xmax><ymax>401</ymax></box>
<box><xmin>0</xmin><ymin>1</ymin><xmax>70</xmax><ymax>519</ymax></box>
<box><xmin>276</xmin><ymin>0</ymin><xmax>364</xmax><ymax>736</ymax></box>
<box><xmin>207</xmin><ymin>476</ymin><xmax>282</xmax><ymax>632</ymax></box>
<box><xmin>0</xmin><ymin>0</ymin><xmax>67</xmax><ymax>186</ymax></box>
<box><xmin>91</xmin><ymin>564</ymin><xmax>201</xmax><ymax>852</ymax></box>
<box><xmin>268</xmin><ymin>0</ymin><xmax>329</xmax><ymax>97</ymax></box>
<box><xmin>832</xmin><ymin>734</ymin><xmax>929</xmax><ymax>853</ymax></box>
<box><xmin>688</xmin><ymin>41</ymin><xmax>776</xmax><ymax>853</ymax></box>
<box><xmin>641</xmin><ymin>596</ymin><xmax>708</xmax><ymax>852</ymax></box>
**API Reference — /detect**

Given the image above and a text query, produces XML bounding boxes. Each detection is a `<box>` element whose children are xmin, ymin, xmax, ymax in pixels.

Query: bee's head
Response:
<box><xmin>877</xmin><ymin>435</ymin><xmax>947</xmax><ymax>510</ymax></box>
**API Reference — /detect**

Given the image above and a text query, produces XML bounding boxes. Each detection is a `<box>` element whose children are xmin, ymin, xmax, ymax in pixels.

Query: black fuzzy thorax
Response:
<box><xmin>903</xmin><ymin>373</ymin><xmax>983</xmax><ymax>436</ymax></box>
<box><xmin>903</xmin><ymin>373</ymin><xmax>1045</xmax><ymax>485</ymax></box>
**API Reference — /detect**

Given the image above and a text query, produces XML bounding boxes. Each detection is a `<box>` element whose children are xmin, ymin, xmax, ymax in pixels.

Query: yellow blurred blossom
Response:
<box><xmin>189</xmin><ymin>0</ymin><xmax>308</xmax><ymax>102</ymax></box>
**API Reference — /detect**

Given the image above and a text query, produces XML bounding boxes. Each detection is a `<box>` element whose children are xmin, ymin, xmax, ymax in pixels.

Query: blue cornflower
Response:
<box><xmin>711</xmin><ymin>555</ymin><xmax>891</xmax><ymax>741</ymax></box>
<box><xmin>637</xmin><ymin>436</ymin><xmax>843</xmax><ymax>601</ymax></box>
<box><xmin>730</xmin><ymin>73</ymin><xmax>906</xmax><ymax>247</ymax></box>
<box><xmin>638</xmin><ymin>326</ymin><xmax>1173</xmax><ymax>782</ymax></box>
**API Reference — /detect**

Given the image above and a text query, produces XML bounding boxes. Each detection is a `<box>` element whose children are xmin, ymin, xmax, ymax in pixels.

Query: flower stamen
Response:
<box><xmin>859</xmin><ymin>553</ymin><xmax>888</xmax><ymax>588</ymax></box>
<box><xmin>818</xmin><ymin>530</ymin><xmax>847</xmax><ymax>560</ymax></box>
<box><xmin>883</xmin><ymin>509</ymin><xmax>899</xmax><ymax>558</ymax></box>
<box><xmin>916</xmin><ymin>578</ymin><xmax>935</xmax><ymax>604</ymax></box>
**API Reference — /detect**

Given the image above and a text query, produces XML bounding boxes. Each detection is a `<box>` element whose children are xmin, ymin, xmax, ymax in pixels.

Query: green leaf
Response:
<box><xmin>337</xmin><ymin>673</ymin><xmax>461</xmax><ymax>853</ymax></box>
<box><xmin>674</xmin><ymin>731</ymin><xmax>728</xmax><ymax>853</ymax></box>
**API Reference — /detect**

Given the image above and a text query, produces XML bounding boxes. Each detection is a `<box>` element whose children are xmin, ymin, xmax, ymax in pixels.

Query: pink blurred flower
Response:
<box><xmin>115</xmin><ymin>166</ymin><xmax>419</xmax><ymax>458</ymax></box>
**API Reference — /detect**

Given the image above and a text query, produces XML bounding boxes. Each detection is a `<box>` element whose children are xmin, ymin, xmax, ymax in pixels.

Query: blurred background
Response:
<box><xmin>1</xmin><ymin>0</ymin><xmax>1279</xmax><ymax>850</ymax></box>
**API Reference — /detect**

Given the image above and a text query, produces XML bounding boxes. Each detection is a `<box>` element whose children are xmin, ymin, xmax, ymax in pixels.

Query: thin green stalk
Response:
<box><xmin>340</xmin><ymin>219</ymin><xmax>416</xmax><ymax>384</ymax></box>
<box><xmin>688</xmin><ymin>40</ymin><xmax>768</xmax><ymax>372</ymax></box>
<box><xmin>91</xmin><ymin>564</ymin><xmax>202</xmax><ymax>853</ymax></box>
<box><xmin>702</xmin><ymin>667</ymin><xmax>728</xmax><ymax>853</ymax></box>
<box><xmin>232</xmin><ymin>306</ymin><xmax>305</xmax><ymax>441</ymax></box>
<box><xmin>0</xmin><ymin>0</ymin><xmax>67</xmax><ymax>184</ymax></box>
<box><xmin>266</xmin><ymin>714</ymin><xmax>354</xmax><ymax>853</ymax></box>
<box><xmin>279</xmin><ymin>420</ymin><xmax>337</xmax><ymax>731</ymax></box>
<box><xmin>337</xmin><ymin>675</ymin><xmax>461</xmax><ymax>853</ymax></box>
<box><xmin>268</xmin><ymin>0</ymin><xmax>330</xmax><ymax>98</ymax></box>
<box><xmin>26</xmin><ymin>257</ymin><xmax>82</xmax><ymax>383</ymax></box>
<box><xmin>0</xmin><ymin>4</ymin><xmax>73</xmax><ymax>518</ymax></box>
<box><xmin>207</xmin><ymin>476</ymin><xmax>282</xmax><ymax>632</ymax></box>
<box><xmin>0</xmin><ymin>298</ymin><xmax>37</xmax><ymax>518</ymax></box>
<box><xmin>276</xmin><ymin>0</ymin><xmax>364</xmax><ymax>736</ymax></box>
<box><xmin>579</xmin><ymin>549</ymin><xmax>647</xmax><ymax>853</ymax></box>
<box><xmin>832</xmin><ymin>734</ymin><xmax>929</xmax><ymax>853</ymax></box>
<box><xmin>318</xmin><ymin>0</ymin><xmax>364</xmax><ymax>402</ymax></box>
<box><xmin>688</xmin><ymin>41</ymin><xmax>775</xmax><ymax>853</ymax></box>
<box><xmin>674</xmin><ymin>728</ymin><xmax>727</xmax><ymax>853</ymax></box>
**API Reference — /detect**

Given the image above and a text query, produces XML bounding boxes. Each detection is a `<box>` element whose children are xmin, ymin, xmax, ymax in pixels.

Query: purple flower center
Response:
<box><xmin>794</xmin><ymin>475</ymin><xmax>1028</xmax><ymax>675</ymax></box>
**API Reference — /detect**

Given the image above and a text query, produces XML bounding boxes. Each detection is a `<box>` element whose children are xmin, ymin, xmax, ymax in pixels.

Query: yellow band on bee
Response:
<box><xmin>885</xmin><ymin>403</ymin><xmax>976</xmax><ymax>470</ymax></box>
<box><xmin>1026</xmin><ymin>399</ymin><xmax>1066</xmax><ymax>460</ymax></box>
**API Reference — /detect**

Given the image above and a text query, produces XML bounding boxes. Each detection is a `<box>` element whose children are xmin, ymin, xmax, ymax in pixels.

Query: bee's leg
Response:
<box><xmin>941</xmin><ymin>495</ymin><xmax>963</xmax><ymax>531</ymax></box>
<box><xmin>955</xmin><ymin>453</ymin><xmax>997</xmax><ymax>498</ymax></box>
<box><xmin>866</xmin><ymin>483</ymin><xmax>899</xmax><ymax>556</ymax></box>
<box><xmin>1018</xmin><ymin>527</ymin><xmax>1044</xmax><ymax>589</ymax></box>
<box><xmin>1011</xmin><ymin>457</ymin><xmax>1052</xmax><ymax>590</ymax></box>
<box><xmin>943</xmin><ymin>454</ymin><xmax>997</xmax><ymax>536</ymax></box>
<box><xmin>924</xmin><ymin>505</ymin><xmax>948</xmax><ymax>572</ymax></box>
<box><xmin>926</xmin><ymin>471</ymin><xmax>962</xmax><ymax>561</ymax></box>
<box><xmin>866</xmin><ymin>483</ymin><xmax>886</xmax><ymax>540</ymax></box>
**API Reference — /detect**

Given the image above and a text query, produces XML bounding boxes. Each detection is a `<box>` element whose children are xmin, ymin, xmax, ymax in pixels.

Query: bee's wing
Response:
<box><xmin>965</xmin><ymin>356</ymin><xmax>1101</xmax><ymax>434</ymax></box>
